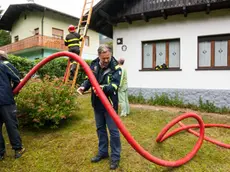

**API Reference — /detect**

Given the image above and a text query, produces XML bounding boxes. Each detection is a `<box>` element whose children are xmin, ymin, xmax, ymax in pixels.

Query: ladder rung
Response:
<box><xmin>81</xmin><ymin>16</ymin><xmax>88</xmax><ymax>19</ymax></box>
<box><xmin>80</xmin><ymin>20</ymin><xmax>87</xmax><ymax>24</ymax></box>
<box><xmin>85</xmin><ymin>4</ymin><xmax>92</xmax><ymax>7</ymax></box>
<box><xmin>67</xmin><ymin>0</ymin><xmax>94</xmax><ymax>89</ymax></box>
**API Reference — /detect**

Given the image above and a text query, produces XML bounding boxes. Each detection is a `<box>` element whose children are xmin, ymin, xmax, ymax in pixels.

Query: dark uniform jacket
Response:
<box><xmin>64</xmin><ymin>32</ymin><xmax>83</xmax><ymax>55</ymax></box>
<box><xmin>82</xmin><ymin>57</ymin><xmax>122</xmax><ymax>111</ymax></box>
<box><xmin>0</xmin><ymin>60</ymin><xmax>21</xmax><ymax>105</ymax></box>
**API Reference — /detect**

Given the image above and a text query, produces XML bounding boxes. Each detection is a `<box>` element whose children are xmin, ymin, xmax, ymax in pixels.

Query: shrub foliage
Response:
<box><xmin>8</xmin><ymin>54</ymin><xmax>92</xmax><ymax>85</ymax></box>
<box><xmin>15</xmin><ymin>77</ymin><xmax>79</xmax><ymax>128</ymax></box>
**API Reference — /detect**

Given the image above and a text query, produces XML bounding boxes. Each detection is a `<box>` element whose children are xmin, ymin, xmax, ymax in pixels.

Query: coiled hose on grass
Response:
<box><xmin>13</xmin><ymin>52</ymin><xmax>230</xmax><ymax>167</ymax></box>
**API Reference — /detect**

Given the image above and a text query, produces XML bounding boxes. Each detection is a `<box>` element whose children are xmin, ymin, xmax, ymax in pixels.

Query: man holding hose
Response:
<box><xmin>77</xmin><ymin>44</ymin><xmax>122</xmax><ymax>170</ymax></box>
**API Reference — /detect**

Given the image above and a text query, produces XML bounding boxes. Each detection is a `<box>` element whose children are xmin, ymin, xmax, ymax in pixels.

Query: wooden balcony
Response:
<box><xmin>0</xmin><ymin>35</ymin><xmax>68</xmax><ymax>53</ymax></box>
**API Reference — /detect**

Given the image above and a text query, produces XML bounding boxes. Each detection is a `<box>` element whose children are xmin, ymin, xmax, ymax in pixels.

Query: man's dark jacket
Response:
<box><xmin>82</xmin><ymin>57</ymin><xmax>122</xmax><ymax>111</ymax></box>
<box><xmin>0</xmin><ymin>60</ymin><xmax>21</xmax><ymax>105</ymax></box>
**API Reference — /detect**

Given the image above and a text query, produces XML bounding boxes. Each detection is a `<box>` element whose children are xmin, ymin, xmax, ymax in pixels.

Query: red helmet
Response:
<box><xmin>68</xmin><ymin>25</ymin><xmax>76</xmax><ymax>32</ymax></box>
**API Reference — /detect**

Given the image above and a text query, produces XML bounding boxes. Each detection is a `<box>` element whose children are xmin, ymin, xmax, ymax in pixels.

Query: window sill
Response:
<box><xmin>139</xmin><ymin>68</ymin><xmax>182</xmax><ymax>72</ymax></box>
<box><xmin>196</xmin><ymin>67</ymin><xmax>230</xmax><ymax>71</ymax></box>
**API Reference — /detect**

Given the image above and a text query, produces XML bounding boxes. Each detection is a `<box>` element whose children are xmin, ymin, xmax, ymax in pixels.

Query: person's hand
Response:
<box><xmin>92</xmin><ymin>87</ymin><xmax>98</xmax><ymax>96</ymax></box>
<box><xmin>92</xmin><ymin>85</ymin><xmax>103</xmax><ymax>96</ymax></box>
<box><xmin>77</xmin><ymin>86</ymin><xmax>85</xmax><ymax>95</ymax></box>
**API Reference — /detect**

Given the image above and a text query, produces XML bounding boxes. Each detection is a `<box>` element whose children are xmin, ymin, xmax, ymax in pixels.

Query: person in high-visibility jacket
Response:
<box><xmin>64</xmin><ymin>25</ymin><xmax>83</xmax><ymax>79</ymax></box>
<box><xmin>77</xmin><ymin>44</ymin><xmax>122</xmax><ymax>170</ymax></box>
<box><xmin>118</xmin><ymin>58</ymin><xmax>130</xmax><ymax>117</ymax></box>
<box><xmin>0</xmin><ymin>50</ymin><xmax>25</xmax><ymax>160</ymax></box>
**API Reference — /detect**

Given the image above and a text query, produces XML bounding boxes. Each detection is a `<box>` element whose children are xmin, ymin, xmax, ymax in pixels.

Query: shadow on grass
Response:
<box><xmin>19</xmin><ymin>113</ymin><xmax>83</xmax><ymax>135</ymax></box>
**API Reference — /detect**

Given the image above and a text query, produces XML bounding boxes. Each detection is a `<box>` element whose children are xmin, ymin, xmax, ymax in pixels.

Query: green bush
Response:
<box><xmin>8</xmin><ymin>54</ymin><xmax>34</xmax><ymax>77</ymax></box>
<box><xmin>128</xmin><ymin>92</ymin><xmax>146</xmax><ymax>104</ymax></box>
<box><xmin>8</xmin><ymin>54</ymin><xmax>92</xmax><ymax>84</ymax></box>
<box><xmin>15</xmin><ymin>76</ymin><xmax>79</xmax><ymax>128</ymax></box>
<box><xmin>147</xmin><ymin>93</ymin><xmax>184</xmax><ymax>107</ymax></box>
<box><xmin>35</xmin><ymin>58</ymin><xmax>68</xmax><ymax>78</ymax></box>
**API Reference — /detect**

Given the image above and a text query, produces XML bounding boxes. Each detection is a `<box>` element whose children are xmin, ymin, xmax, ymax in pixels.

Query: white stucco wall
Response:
<box><xmin>11</xmin><ymin>11</ymin><xmax>42</xmax><ymax>41</ymax></box>
<box><xmin>113</xmin><ymin>9</ymin><xmax>230</xmax><ymax>90</ymax></box>
<box><xmin>43</xmin><ymin>11</ymin><xmax>76</xmax><ymax>37</ymax></box>
<box><xmin>82</xmin><ymin>29</ymin><xmax>100</xmax><ymax>59</ymax></box>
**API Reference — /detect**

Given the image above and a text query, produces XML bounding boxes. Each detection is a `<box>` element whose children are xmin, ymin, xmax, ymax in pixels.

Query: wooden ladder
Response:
<box><xmin>64</xmin><ymin>0</ymin><xmax>94</xmax><ymax>90</ymax></box>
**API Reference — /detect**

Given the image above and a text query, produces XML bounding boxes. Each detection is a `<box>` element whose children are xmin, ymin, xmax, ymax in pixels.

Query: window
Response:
<box><xmin>34</xmin><ymin>28</ymin><xmax>39</xmax><ymax>35</ymax></box>
<box><xmin>198</xmin><ymin>34</ymin><xmax>230</xmax><ymax>69</ymax></box>
<box><xmin>142</xmin><ymin>39</ymin><xmax>180</xmax><ymax>70</ymax></box>
<box><xmin>14</xmin><ymin>35</ymin><xmax>19</xmax><ymax>42</ymax></box>
<box><xmin>52</xmin><ymin>28</ymin><xmax>63</xmax><ymax>39</ymax></box>
<box><xmin>85</xmin><ymin>36</ymin><xmax>90</xmax><ymax>47</ymax></box>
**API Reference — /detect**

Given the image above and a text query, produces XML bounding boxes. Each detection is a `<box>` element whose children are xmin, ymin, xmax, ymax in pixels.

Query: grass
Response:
<box><xmin>0</xmin><ymin>95</ymin><xmax>230</xmax><ymax>172</ymax></box>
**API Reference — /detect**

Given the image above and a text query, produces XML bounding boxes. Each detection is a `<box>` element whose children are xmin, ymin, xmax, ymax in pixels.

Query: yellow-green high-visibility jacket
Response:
<box><xmin>119</xmin><ymin>66</ymin><xmax>128</xmax><ymax>92</ymax></box>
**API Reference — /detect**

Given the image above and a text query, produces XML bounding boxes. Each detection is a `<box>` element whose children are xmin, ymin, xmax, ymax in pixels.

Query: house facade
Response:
<box><xmin>0</xmin><ymin>3</ymin><xmax>99</xmax><ymax>60</ymax></box>
<box><xmin>90</xmin><ymin>0</ymin><xmax>230</xmax><ymax>108</ymax></box>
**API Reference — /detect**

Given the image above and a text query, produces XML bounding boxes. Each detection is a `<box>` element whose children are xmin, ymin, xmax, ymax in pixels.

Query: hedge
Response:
<box><xmin>8</xmin><ymin>54</ymin><xmax>92</xmax><ymax>85</ymax></box>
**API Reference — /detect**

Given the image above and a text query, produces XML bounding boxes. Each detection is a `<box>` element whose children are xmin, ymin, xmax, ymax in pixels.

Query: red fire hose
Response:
<box><xmin>13</xmin><ymin>52</ymin><xmax>230</xmax><ymax>167</ymax></box>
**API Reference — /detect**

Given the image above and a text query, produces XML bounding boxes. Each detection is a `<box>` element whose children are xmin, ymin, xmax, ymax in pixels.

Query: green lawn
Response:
<box><xmin>0</xmin><ymin>95</ymin><xmax>230</xmax><ymax>172</ymax></box>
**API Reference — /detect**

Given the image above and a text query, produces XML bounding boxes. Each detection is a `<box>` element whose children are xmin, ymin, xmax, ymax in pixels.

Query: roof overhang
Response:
<box><xmin>0</xmin><ymin>3</ymin><xmax>79</xmax><ymax>31</ymax></box>
<box><xmin>89</xmin><ymin>0</ymin><xmax>230</xmax><ymax>38</ymax></box>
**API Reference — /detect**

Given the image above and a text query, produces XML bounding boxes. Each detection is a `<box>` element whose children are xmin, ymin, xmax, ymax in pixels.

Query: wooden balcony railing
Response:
<box><xmin>0</xmin><ymin>35</ymin><xmax>68</xmax><ymax>53</ymax></box>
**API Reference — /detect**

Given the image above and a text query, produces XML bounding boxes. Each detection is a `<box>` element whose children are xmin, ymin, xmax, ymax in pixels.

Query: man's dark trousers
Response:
<box><xmin>0</xmin><ymin>104</ymin><xmax>22</xmax><ymax>155</ymax></box>
<box><xmin>94</xmin><ymin>108</ymin><xmax>121</xmax><ymax>161</ymax></box>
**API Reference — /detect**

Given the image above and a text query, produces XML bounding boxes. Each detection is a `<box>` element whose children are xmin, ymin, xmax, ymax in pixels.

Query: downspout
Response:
<box><xmin>41</xmin><ymin>7</ymin><xmax>46</xmax><ymax>58</ymax></box>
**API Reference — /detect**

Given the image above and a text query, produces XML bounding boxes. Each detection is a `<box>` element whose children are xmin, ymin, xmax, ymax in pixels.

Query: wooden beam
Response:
<box><xmin>98</xmin><ymin>9</ymin><xmax>111</xmax><ymax>21</ymax></box>
<box><xmin>183</xmin><ymin>6</ymin><xmax>187</xmax><ymax>17</ymax></box>
<box><xmin>206</xmin><ymin>3</ymin><xmax>211</xmax><ymax>14</ymax></box>
<box><xmin>96</xmin><ymin>19</ymin><xmax>106</xmax><ymax>28</ymax></box>
<box><xmin>1</xmin><ymin>15</ymin><xmax>14</xmax><ymax>21</ymax></box>
<box><xmin>141</xmin><ymin>13</ymin><xmax>149</xmax><ymax>22</ymax></box>
<box><xmin>16</xmin><ymin>5</ymin><xmax>33</xmax><ymax>12</ymax></box>
<box><xmin>98</xmin><ymin>9</ymin><xmax>116</xmax><ymax>26</ymax></box>
<box><xmin>161</xmin><ymin>9</ymin><xmax>167</xmax><ymax>20</ymax></box>
<box><xmin>123</xmin><ymin>16</ymin><xmax>132</xmax><ymax>24</ymax></box>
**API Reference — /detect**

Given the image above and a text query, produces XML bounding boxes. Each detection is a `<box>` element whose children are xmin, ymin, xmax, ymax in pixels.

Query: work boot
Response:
<box><xmin>15</xmin><ymin>147</ymin><xmax>26</xmax><ymax>159</ymax></box>
<box><xmin>91</xmin><ymin>154</ymin><xmax>109</xmax><ymax>163</ymax></box>
<box><xmin>110</xmin><ymin>160</ymin><xmax>119</xmax><ymax>170</ymax></box>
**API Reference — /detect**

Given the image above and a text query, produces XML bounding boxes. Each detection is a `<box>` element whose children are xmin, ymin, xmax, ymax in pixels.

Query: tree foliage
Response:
<box><xmin>0</xmin><ymin>30</ymin><xmax>11</xmax><ymax>46</ymax></box>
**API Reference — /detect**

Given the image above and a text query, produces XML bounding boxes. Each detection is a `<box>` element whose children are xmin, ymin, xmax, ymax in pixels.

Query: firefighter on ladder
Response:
<box><xmin>64</xmin><ymin>25</ymin><xmax>83</xmax><ymax>79</ymax></box>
